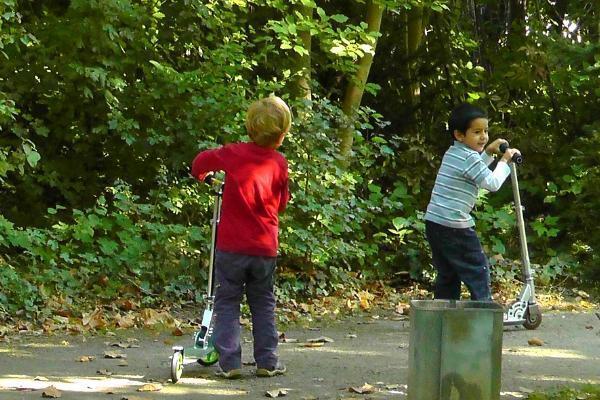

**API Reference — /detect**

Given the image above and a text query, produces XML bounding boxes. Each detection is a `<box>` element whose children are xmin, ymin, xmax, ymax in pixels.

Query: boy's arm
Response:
<box><xmin>481</xmin><ymin>151</ymin><xmax>495</xmax><ymax>167</ymax></box>
<box><xmin>278</xmin><ymin>167</ymin><xmax>290</xmax><ymax>213</ymax></box>
<box><xmin>463</xmin><ymin>153</ymin><xmax>510</xmax><ymax>192</ymax></box>
<box><xmin>191</xmin><ymin>148</ymin><xmax>225</xmax><ymax>181</ymax></box>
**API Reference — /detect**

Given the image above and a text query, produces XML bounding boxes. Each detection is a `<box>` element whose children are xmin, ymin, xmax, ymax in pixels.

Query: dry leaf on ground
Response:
<box><xmin>42</xmin><ymin>386</ymin><xmax>61</xmax><ymax>398</ymax></box>
<box><xmin>172</xmin><ymin>327</ymin><xmax>184</xmax><ymax>336</ymax></box>
<box><xmin>78</xmin><ymin>355</ymin><xmax>95</xmax><ymax>362</ymax></box>
<box><xmin>97</xmin><ymin>369</ymin><xmax>112</xmax><ymax>376</ymax></box>
<box><xmin>266</xmin><ymin>388</ymin><xmax>288</xmax><ymax>397</ymax></box>
<box><xmin>139</xmin><ymin>309</ymin><xmax>178</xmax><ymax>328</ymax></box>
<box><xmin>82</xmin><ymin>308</ymin><xmax>107</xmax><ymax>330</ymax></box>
<box><xmin>111</xmin><ymin>342</ymin><xmax>139</xmax><ymax>349</ymax></box>
<box><xmin>302</xmin><ymin>342</ymin><xmax>324</xmax><ymax>348</ymax></box>
<box><xmin>528</xmin><ymin>337</ymin><xmax>544</xmax><ymax>346</ymax></box>
<box><xmin>137</xmin><ymin>383</ymin><xmax>163</xmax><ymax>392</ymax></box>
<box><xmin>349</xmin><ymin>383</ymin><xmax>376</xmax><ymax>394</ymax></box>
<box><xmin>114</xmin><ymin>314</ymin><xmax>136</xmax><ymax>329</ymax></box>
<box><xmin>104</xmin><ymin>351</ymin><xmax>127</xmax><ymax>359</ymax></box>
<box><xmin>307</xmin><ymin>336</ymin><xmax>334</xmax><ymax>343</ymax></box>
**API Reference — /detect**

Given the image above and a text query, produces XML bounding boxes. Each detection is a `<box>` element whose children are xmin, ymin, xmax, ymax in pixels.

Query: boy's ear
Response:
<box><xmin>453</xmin><ymin>130</ymin><xmax>464</xmax><ymax>141</ymax></box>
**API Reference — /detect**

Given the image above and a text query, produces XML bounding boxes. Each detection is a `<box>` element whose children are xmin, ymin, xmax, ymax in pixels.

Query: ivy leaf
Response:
<box><xmin>330</xmin><ymin>14</ymin><xmax>349</xmax><ymax>23</ymax></box>
<box><xmin>22</xmin><ymin>142</ymin><xmax>41</xmax><ymax>167</ymax></box>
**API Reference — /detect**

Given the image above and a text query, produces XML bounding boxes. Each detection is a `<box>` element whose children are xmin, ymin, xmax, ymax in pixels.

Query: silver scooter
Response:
<box><xmin>500</xmin><ymin>143</ymin><xmax>542</xmax><ymax>329</ymax></box>
<box><xmin>171</xmin><ymin>174</ymin><xmax>223</xmax><ymax>383</ymax></box>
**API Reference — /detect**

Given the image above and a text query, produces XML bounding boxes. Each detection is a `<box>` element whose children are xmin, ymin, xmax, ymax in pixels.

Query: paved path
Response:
<box><xmin>0</xmin><ymin>310</ymin><xmax>598</xmax><ymax>399</ymax></box>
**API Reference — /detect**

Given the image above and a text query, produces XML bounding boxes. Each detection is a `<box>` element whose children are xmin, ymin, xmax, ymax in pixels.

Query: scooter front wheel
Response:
<box><xmin>171</xmin><ymin>350</ymin><xmax>184</xmax><ymax>383</ymax></box>
<box><xmin>523</xmin><ymin>306</ymin><xmax>542</xmax><ymax>330</ymax></box>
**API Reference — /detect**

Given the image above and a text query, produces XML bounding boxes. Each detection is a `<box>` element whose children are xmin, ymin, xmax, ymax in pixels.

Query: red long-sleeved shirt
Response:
<box><xmin>191</xmin><ymin>142</ymin><xmax>289</xmax><ymax>257</ymax></box>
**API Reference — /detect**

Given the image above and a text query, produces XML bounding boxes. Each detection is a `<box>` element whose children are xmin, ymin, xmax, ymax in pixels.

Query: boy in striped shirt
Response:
<box><xmin>424</xmin><ymin>103</ymin><xmax>520</xmax><ymax>301</ymax></box>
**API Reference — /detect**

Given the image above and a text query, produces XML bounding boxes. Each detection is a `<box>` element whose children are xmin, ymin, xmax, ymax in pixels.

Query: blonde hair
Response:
<box><xmin>245</xmin><ymin>96</ymin><xmax>292</xmax><ymax>147</ymax></box>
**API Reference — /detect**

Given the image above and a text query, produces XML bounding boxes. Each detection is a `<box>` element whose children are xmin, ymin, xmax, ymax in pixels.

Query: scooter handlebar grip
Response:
<box><xmin>203</xmin><ymin>173</ymin><xmax>215</xmax><ymax>185</ymax></box>
<box><xmin>499</xmin><ymin>142</ymin><xmax>523</xmax><ymax>164</ymax></box>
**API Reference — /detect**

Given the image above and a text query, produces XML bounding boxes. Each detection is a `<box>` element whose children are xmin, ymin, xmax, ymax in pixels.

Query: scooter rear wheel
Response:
<box><xmin>523</xmin><ymin>306</ymin><xmax>542</xmax><ymax>330</ymax></box>
<box><xmin>198</xmin><ymin>348</ymin><xmax>219</xmax><ymax>366</ymax></box>
<box><xmin>171</xmin><ymin>350</ymin><xmax>184</xmax><ymax>383</ymax></box>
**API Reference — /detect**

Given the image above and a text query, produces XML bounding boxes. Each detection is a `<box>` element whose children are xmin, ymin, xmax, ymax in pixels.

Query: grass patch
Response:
<box><xmin>528</xmin><ymin>385</ymin><xmax>600</xmax><ymax>399</ymax></box>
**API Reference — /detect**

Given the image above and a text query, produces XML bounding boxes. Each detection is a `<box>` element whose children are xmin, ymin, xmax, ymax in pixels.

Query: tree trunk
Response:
<box><xmin>292</xmin><ymin>4</ymin><xmax>313</xmax><ymax>105</ymax></box>
<box><xmin>338</xmin><ymin>0</ymin><xmax>384</xmax><ymax>160</ymax></box>
<box><xmin>404</xmin><ymin>6</ymin><xmax>428</xmax><ymax>110</ymax></box>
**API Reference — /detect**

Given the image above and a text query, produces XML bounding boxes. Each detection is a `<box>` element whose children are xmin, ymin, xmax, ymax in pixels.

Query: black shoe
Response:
<box><xmin>256</xmin><ymin>362</ymin><xmax>286</xmax><ymax>377</ymax></box>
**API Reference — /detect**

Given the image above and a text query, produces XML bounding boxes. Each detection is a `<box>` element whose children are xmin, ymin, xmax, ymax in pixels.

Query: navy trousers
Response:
<box><xmin>425</xmin><ymin>220</ymin><xmax>491</xmax><ymax>301</ymax></box>
<box><xmin>213</xmin><ymin>250</ymin><xmax>279</xmax><ymax>371</ymax></box>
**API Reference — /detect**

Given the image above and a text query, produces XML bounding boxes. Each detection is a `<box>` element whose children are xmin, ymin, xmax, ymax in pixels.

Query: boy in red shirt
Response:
<box><xmin>191</xmin><ymin>96</ymin><xmax>291</xmax><ymax>379</ymax></box>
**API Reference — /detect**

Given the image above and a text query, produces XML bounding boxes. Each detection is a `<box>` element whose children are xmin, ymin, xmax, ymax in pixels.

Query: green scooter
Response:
<box><xmin>170</xmin><ymin>174</ymin><xmax>222</xmax><ymax>383</ymax></box>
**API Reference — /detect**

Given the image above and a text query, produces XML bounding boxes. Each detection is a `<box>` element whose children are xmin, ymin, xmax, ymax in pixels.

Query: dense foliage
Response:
<box><xmin>1</xmin><ymin>0</ymin><xmax>598</xmax><ymax>317</ymax></box>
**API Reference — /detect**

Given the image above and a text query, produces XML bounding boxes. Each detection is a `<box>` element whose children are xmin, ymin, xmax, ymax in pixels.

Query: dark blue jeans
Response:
<box><xmin>425</xmin><ymin>220</ymin><xmax>491</xmax><ymax>301</ymax></box>
<box><xmin>213</xmin><ymin>250</ymin><xmax>279</xmax><ymax>371</ymax></box>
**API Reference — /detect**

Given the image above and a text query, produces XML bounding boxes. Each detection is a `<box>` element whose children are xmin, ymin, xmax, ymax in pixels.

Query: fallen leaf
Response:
<box><xmin>118</xmin><ymin>299</ymin><xmax>138</xmax><ymax>311</ymax></box>
<box><xmin>345</xmin><ymin>334</ymin><xmax>357</xmax><ymax>339</ymax></box>
<box><xmin>111</xmin><ymin>342</ymin><xmax>139</xmax><ymax>349</ymax></box>
<box><xmin>78</xmin><ymin>355</ymin><xmax>96</xmax><ymax>362</ymax></box>
<box><xmin>139</xmin><ymin>309</ymin><xmax>178</xmax><ymax>328</ymax></box>
<box><xmin>528</xmin><ymin>337</ymin><xmax>544</xmax><ymax>346</ymax></box>
<box><xmin>115</xmin><ymin>314</ymin><xmax>136</xmax><ymax>329</ymax></box>
<box><xmin>349</xmin><ymin>383</ymin><xmax>376</xmax><ymax>394</ymax></box>
<box><xmin>118</xmin><ymin>360</ymin><xmax>129</xmax><ymax>367</ymax></box>
<box><xmin>68</xmin><ymin>324</ymin><xmax>83</xmax><ymax>334</ymax></box>
<box><xmin>266</xmin><ymin>389</ymin><xmax>288</xmax><ymax>397</ymax></box>
<box><xmin>358</xmin><ymin>291</ymin><xmax>374</xmax><ymax>310</ymax></box>
<box><xmin>172</xmin><ymin>327</ymin><xmax>184</xmax><ymax>336</ymax></box>
<box><xmin>137</xmin><ymin>383</ymin><xmax>163</xmax><ymax>392</ymax></box>
<box><xmin>82</xmin><ymin>308</ymin><xmax>107</xmax><ymax>330</ymax></box>
<box><xmin>34</xmin><ymin>376</ymin><xmax>49</xmax><ymax>381</ymax></box>
<box><xmin>104</xmin><ymin>351</ymin><xmax>127</xmax><ymax>359</ymax></box>
<box><xmin>56</xmin><ymin>309</ymin><xmax>72</xmax><ymax>318</ymax></box>
<box><xmin>585</xmin><ymin>325</ymin><xmax>593</xmax><ymax>330</ymax></box>
<box><xmin>97</xmin><ymin>369</ymin><xmax>113</xmax><ymax>376</ymax></box>
<box><xmin>307</xmin><ymin>336</ymin><xmax>334</xmax><ymax>343</ymax></box>
<box><xmin>42</xmin><ymin>386</ymin><xmax>62</xmax><ymax>398</ymax></box>
<box><xmin>302</xmin><ymin>342</ymin><xmax>324</xmax><ymax>348</ymax></box>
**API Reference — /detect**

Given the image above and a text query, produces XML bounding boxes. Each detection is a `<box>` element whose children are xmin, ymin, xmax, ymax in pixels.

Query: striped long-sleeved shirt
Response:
<box><xmin>424</xmin><ymin>141</ymin><xmax>511</xmax><ymax>228</ymax></box>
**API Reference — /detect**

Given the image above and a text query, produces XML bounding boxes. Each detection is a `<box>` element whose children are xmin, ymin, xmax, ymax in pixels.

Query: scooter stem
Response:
<box><xmin>509</xmin><ymin>163</ymin><xmax>536</xmax><ymax>303</ymax></box>
<box><xmin>207</xmin><ymin>183</ymin><xmax>223</xmax><ymax>298</ymax></box>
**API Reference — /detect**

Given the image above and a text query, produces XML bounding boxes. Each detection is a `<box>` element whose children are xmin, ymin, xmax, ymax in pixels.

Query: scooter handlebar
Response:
<box><xmin>499</xmin><ymin>142</ymin><xmax>523</xmax><ymax>164</ymax></box>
